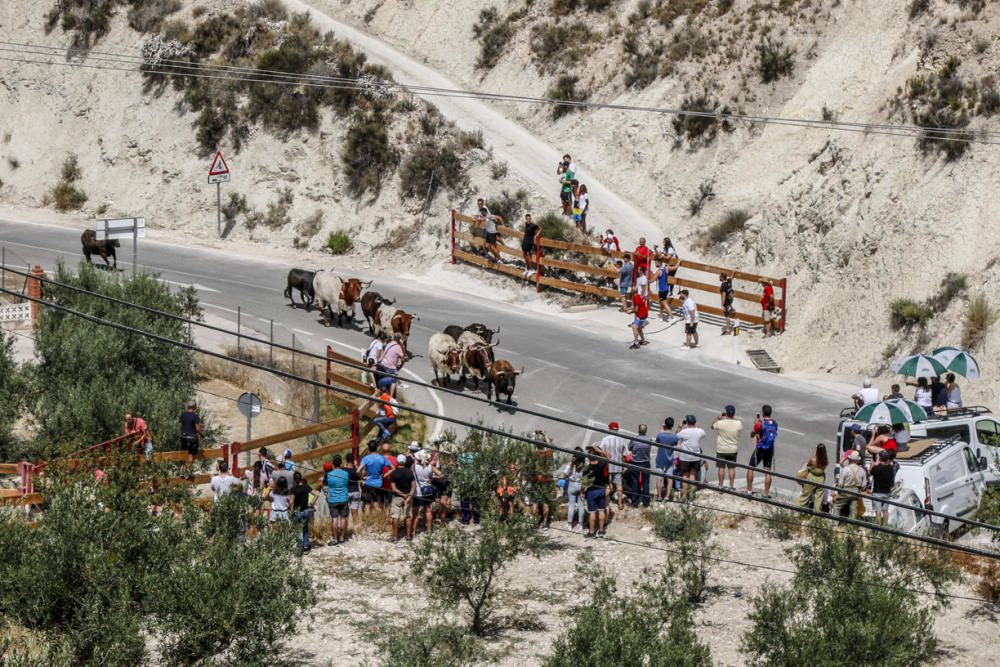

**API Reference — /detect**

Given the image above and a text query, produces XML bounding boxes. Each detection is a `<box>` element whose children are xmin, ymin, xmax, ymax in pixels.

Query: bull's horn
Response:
<box><xmin>384</xmin><ymin>297</ymin><xmax>396</xmax><ymax>305</ymax></box>
<box><xmin>363</xmin><ymin>280</ymin><xmax>373</xmax><ymax>287</ymax></box>
<box><xmin>413</xmin><ymin>313</ymin><xmax>420</xmax><ymax>320</ymax></box>
<box><xmin>517</xmin><ymin>367</ymin><xmax>524</xmax><ymax>375</ymax></box>
<box><xmin>339</xmin><ymin>276</ymin><xmax>345</xmax><ymax>283</ymax></box>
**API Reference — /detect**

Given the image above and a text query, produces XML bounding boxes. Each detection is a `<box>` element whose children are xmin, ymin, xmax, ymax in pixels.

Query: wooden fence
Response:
<box><xmin>450</xmin><ymin>210</ymin><xmax>787</xmax><ymax>331</ymax></box>
<box><xmin>0</xmin><ymin>348</ymin><xmax>374</xmax><ymax>506</ymax></box>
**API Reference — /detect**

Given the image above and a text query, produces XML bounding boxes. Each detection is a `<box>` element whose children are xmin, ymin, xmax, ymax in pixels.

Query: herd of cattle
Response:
<box><xmin>285</xmin><ymin>269</ymin><xmax>522</xmax><ymax>404</ymax></box>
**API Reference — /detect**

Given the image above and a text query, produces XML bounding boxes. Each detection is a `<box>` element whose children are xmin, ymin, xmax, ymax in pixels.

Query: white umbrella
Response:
<box><xmin>890</xmin><ymin>354</ymin><xmax>948</xmax><ymax>378</ymax></box>
<box><xmin>931</xmin><ymin>347</ymin><xmax>981</xmax><ymax>379</ymax></box>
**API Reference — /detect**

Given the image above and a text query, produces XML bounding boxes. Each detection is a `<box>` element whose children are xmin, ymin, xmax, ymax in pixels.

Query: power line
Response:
<box><xmin>6</xmin><ymin>285</ymin><xmax>1000</xmax><ymax>560</ymax></box>
<box><xmin>0</xmin><ymin>40</ymin><xmax>996</xmax><ymax>146</ymax></box>
<box><xmin>6</xmin><ymin>264</ymin><xmax>999</xmax><ymax>537</ymax></box>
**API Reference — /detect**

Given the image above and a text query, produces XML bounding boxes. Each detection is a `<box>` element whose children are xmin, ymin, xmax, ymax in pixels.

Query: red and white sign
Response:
<box><xmin>207</xmin><ymin>151</ymin><xmax>231</xmax><ymax>184</ymax></box>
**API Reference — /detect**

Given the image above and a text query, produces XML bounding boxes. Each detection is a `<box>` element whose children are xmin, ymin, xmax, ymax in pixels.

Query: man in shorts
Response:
<box><xmin>618</xmin><ymin>255</ymin><xmax>634</xmax><ymax>313</ymax></box>
<box><xmin>477</xmin><ymin>205</ymin><xmax>501</xmax><ymax>263</ymax></box>
<box><xmin>343</xmin><ymin>453</ymin><xmax>363</xmax><ymax>523</ymax></box>
<box><xmin>388</xmin><ymin>454</ymin><xmax>415</xmax><ymax>542</ymax></box>
<box><xmin>679</xmin><ymin>289</ymin><xmax>699</xmax><ymax>349</ymax></box>
<box><xmin>322</xmin><ymin>455</ymin><xmax>351</xmax><ymax>545</ymax></box>
<box><xmin>719</xmin><ymin>272</ymin><xmax>735</xmax><ymax>335</ymax></box>
<box><xmin>654</xmin><ymin>417</ymin><xmax>679</xmax><ymax>501</ymax></box>
<box><xmin>711</xmin><ymin>405</ymin><xmax>742</xmax><ymax>490</ymax></box>
<box><xmin>747</xmin><ymin>404</ymin><xmax>778</xmax><ymax>497</ymax></box>
<box><xmin>584</xmin><ymin>445</ymin><xmax>609</xmax><ymax>538</ymax></box>
<box><xmin>655</xmin><ymin>259</ymin><xmax>670</xmax><ymax>320</ymax></box>
<box><xmin>179</xmin><ymin>400</ymin><xmax>201</xmax><ymax>469</ymax></box>
<box><xmin>761</xmin><ymin>279</ymin><xmax>776</xmax><ymax>337</ymax></box>
<box><xmin>676</xmin><ymin>415</ymin><xmax>706</xmax><ymax>501</ymax></box>
<box><xmin>358</xmin><ymin>440</ymin><xmax>388</xmax><ymax>513</ymax></box>
<box><xmin>630</xmin><ymin>288</ymin><xmax>650</xmax><ymax>349</ymax></box>
<box><xmin>521</xmin><ymin>213</ymin><xmax>540</xmax><ymax>277</ymax></box>
<box><xmin>600</xmin><ymin>422</ymin><xmax>629</xmax><ymax>511</ymax></box>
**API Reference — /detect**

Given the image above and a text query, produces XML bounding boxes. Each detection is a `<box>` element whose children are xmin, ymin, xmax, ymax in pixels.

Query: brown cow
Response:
<box><xmin>487</xmin><ymin>359</ymin><xmax>522</xmax><ymax>404</ymax></box>
<box><xmin>332</xmin><ymin>277</ymin><xmax>371</xmax><ymax>327</ymax></box>
<box><xmin>376</xmin><ymin>307</ymin><xmax>418</xmax><ymax>352</ymax></box>
<box><xmin>361</xmin><ymin>291</ymin><xmax>395</xmax><ymax>334</ymax></box>
<box><xmin>458</xmin><ymin>331</ymin><xmax>495</xmax><ymax>390</ymax></box>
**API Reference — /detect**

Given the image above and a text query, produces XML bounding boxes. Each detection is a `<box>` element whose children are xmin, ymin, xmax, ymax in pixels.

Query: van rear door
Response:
<box><xmin>929</xmin><ymin>448</ymin><xmax>976</xmax><ymax>529</ymax></box>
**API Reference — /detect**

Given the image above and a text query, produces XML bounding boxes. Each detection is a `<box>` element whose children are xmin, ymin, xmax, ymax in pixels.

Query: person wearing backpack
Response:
<box><xmin>746</xmin><ymin>404</ymin><xmax>778</xmax><ymax>498</ymax></box>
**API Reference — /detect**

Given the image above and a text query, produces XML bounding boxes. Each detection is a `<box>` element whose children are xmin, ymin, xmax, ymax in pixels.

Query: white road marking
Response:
<box><xmin>601</xmin><ymin>378</ymin><xmax>627</xmax><ymax>387</ymax></box>
<box><xmin>203</xmin><ymin>303</ymin><xmax>239</xmax><ymax>314</ymax></box>
<box><xmin>326</xmin><ymin>339</ymin><xmax>365</xmax><ymax>354</ymax></box>
<box><xmin>783</xmin><ymin>427</ymin><xmax>806</xmax><ymax>436</ymax></box>
<box><xmin>160</xmin><ymin>279</ymin><xmax>219</xmax><ymax>293</ymax></box>
<box><xmin>534</xmin><ymin>403</ymin><xmax>565</xmax><ymax>413</ymax></box>
<box><xmin>651</xmin><ymin>392</ymin><xmax>683</xmax><ymax>403</ymax></box>
<box><xmin>401</xmin><ymin>367</ymin><xmax>446</xmax><ymax>440</ymax></box>
<box><xmin>292</xmin><ymin>328</ymin><xmax>314</xmax><ymax>337</ymax></box>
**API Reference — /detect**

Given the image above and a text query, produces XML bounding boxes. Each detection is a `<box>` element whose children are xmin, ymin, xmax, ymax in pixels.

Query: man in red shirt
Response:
<box><xmin>760</xmin><ymin>279</ymin><xmax>776</xmax><ymax>337</ymax></box>
<box><xmin>633</xmin><ymin>237</ymin><xmax>651</xmax><ymax>278</ymax></box>
<box><xmin>124</xmin><ymin>411</ymin><xmax>152</xmax><ymax>460</ymax></box>
<box><xmin>629</xmin><ymin>288</ymin><xmax>650</xmax><ymax>349</ymax></box>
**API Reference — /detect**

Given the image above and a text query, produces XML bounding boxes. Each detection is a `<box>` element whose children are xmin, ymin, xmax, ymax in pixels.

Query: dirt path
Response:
<box><xmin>281</xmin><ymin>0</ymin><xmax>661</xmax><ymax>243</ymax></box>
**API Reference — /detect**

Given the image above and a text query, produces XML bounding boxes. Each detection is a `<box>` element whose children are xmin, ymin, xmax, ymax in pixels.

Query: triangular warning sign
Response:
<box><xmin>208</xmin><ymin>151</ymin><xmax>230</xmax><ymax>176</ymax></box>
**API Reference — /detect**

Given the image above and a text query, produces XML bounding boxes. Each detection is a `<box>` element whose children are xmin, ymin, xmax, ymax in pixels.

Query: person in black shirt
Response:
<box><xmin>344</xmin><ymin>453</ymin><xmax>362</xmax><ymax>523</ymax></box>
<box><xmin>388</xmin><ymin>455</ymin><xmax>415</xmax><ymax>542</ymax></box>
<box><xmin>584</xmin><ymin>446</ymin><xmax>609</xmax><ymax>538</ymax></box>
<box><xmin>930</xmin><ymin>376</ymin><xmax>948</xmax><ymax>414</ymax></box>
<box><xmin>521</xmin><ymin>213</ymin><xmax>541</xmax><ymax>278</ymax></box>
<box><xmin>719</xmin><ymin>272</ymin><xmax>735</xmax><ymax>335</ymax></box>
<box><xmin>179</xmin><ymin>400</ymin><xmax>202</xmax><ymax>469</ymax></box>
<box><xmin>290</xmin><ymin>472</ymin><xmax>314</xmax><ymax>552</ymax></box>
<box><xmin>869</xmin><ymin>450</ymin><xmax>896</xmax><ymax>525</ymax></box>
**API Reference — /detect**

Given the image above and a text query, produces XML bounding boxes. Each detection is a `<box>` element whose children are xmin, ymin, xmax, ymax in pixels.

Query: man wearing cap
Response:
<box><xmin>712</xmin><ymin>406</ymin><xmax>743</xmax><ymax>491</ymax></box>
<box><xmin>676</xmin><ymin>415</ymin><xmax>706</xmax><ymax>501</ymax></box>
<box><xmin>846</xmin><ymin>423</ymin><xmax>866</xmax><ymax>457</ymax></box>
<box><xmin>600</xmin><ymin>422</ymin><xmax>629</xmax><ymax>511</ymax></box>
<box><xmin>832</xmin><ymin>450</ymin><xmax>868</xmax><ymax>518</ymax></box>
<box><xmin>851</xmin><ymin>379</ymin><xmax>879</xmax><ymax>409</ymax></box>
<box><xmin>179</xmin><ymin>399</ymin><xmax>201</xmax><ymax>469</ymax></box>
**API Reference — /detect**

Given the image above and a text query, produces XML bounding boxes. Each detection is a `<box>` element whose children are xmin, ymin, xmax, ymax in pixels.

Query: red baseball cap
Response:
<box><xmin>608</xmin><ymin>422</ymin><xmax>619</xmax><ymax>430</ymax></box>
<box><xmin>323</xmin><ymin>462</ymin><xmax>333</xmax><ymax>472</ymax></box>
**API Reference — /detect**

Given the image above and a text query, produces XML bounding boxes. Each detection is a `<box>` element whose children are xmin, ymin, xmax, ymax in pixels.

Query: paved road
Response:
<box><xmin>1</xmin><ymin>219</ymin><xmax>846</xmax><ymax>490</ymax></box>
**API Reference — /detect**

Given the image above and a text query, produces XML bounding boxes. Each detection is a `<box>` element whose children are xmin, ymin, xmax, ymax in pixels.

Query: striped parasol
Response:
<box><xmin>884</xmin><ymin>398</ymin><xmax>929</xmax><ymax>423</ymax></box>
<box><xmin>890</xmin><ymin>353</ymin><xmax>948</xmax><ymax>378</ymax></box>
<box><xmin>854</xmin><ymin>400</ymin><xmax>924</xmax><ymax>425</ymax></box>
<box><xmin>931</xmin><ymin>347</ymin><xmax>981</xmax><ymax>379</ymax></box>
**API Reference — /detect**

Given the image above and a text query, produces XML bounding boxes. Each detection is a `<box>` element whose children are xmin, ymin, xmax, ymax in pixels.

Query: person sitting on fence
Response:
<box><xmin>618</xmin><ymin>255</ymin><xmax>633</xmax><ymax>313</ymax></box>
<box><xmin>574</xmin><ymin>184</ymin><xmax>589</xmax><ymax>231</ymax></box>
<box><xmin>366</xmin><ymin>387</ymin><xmax>398</xmax><ymax>445</ymax></box>
<box><xmin>477</xmin><ymin>206</ymin><xmax>502</xmax><ymax>264</ymax></box>
<box><xmin>521</xmin><ymin>213</ymin><xmax>540</xmax><ymax>278</ymax></box>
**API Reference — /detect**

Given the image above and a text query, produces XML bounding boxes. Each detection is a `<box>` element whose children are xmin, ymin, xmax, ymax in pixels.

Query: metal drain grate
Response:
<box><xmin>746</xmin><ymin>349</ymin><xmax>782</xmax><ymax>373</ymax></box>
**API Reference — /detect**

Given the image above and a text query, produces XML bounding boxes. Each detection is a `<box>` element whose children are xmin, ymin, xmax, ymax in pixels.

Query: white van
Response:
<box><xmin>837</xmin><ymin>406</ymin><xmax>1000</xmax><ymax>470</ymax></box>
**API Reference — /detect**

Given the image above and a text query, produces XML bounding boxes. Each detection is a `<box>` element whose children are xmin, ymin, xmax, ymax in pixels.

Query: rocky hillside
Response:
<box><xmin>0</xmin><ymin>0</ymin><xmax>525</xmax><ymax>261</ymax></box>
<box><xmin>318</xmin><ymin>0</ymin><xmax>1000</xmax><ymax>402</ymax></box>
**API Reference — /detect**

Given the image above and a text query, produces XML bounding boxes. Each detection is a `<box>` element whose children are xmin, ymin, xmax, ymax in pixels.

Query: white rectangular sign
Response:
<box><xmin>208</xmin><ymin>173</ymin><xmax>231</xmax><ymax>184</ymax></box>
<box><xmin>96</xmin><ymin>217</ymin><xmax>145</xmax><ymax>241</ymax></box>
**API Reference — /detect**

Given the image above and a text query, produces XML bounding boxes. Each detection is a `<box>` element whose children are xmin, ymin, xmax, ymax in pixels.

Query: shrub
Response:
<box><xmin>398</xmin><ymin>139</ymin><xmax>467</xmax><ymax>201</ymax></box>
<box><xmin>650</xmin><ymin>504</ymin><xmax>719</xmax><ymax>604</ymax></box>
<box><xmin>546</xmin><ymin>75</ymin><xmax>590</xmax><ymax>119</ymax></box>
<box><xmin>490</xmin><ymin>160</ymin><xmax>509</xmax><ymax>179</ymax></box>
<box><xmin>672</xmin><ymin>93</ymin><xmax>733</xmax><ymax>144</ymax></box>
<box><xmin>475</xmin><ymin>10</ymin><xmax>513</xmax><ymax>69</ymax></box>
<box><xmin>909</xmin><ymin>0</ymin><xmax>930</xmax><ymax>18</ymax></box>
<box><xmin>44</xmin><ymin>0</ymin><xmax>119</xmax><ymax>48</ymax></box>
<box><xmin>48</xmin><ymin>154</ymin><xmax>87</xmax><ymax>212</ymax></box>
<box><xmin>342</xmin><ymin>109</ymin><xmax>398</xmax><ymax>198</ymax></box>
<box><xmin>623</xmin><ymin>30</ymin><xmax>667</xmax><ymax>89</ymax></box>
<box><xmin>0</xmin><ymin>332</ymin><xmax>25</xmax><ymax>460</ymax></box>
<box><xmin>962</xmin><ymin>294</ymin><xmax>997</xmax><ymax>349</ymax></box>
<box><xmin>7</xmin><ymin>156</ymin><xmax>19</xmax><ymax>169</ymax></box>
<box><xmin>530</xmin><ymin>22</ymin><xmax>592</xmax><ymax>72</ymax></box>
<box><xmin>486</xmin><ymin>189</ymin><xmax>529</xmax><ymax>223</ymax></box>
<box><xmin>927</xmin><ymin>272</ymin><xmax>968</xmax><ymax>311</ymax></box>
<box><xmin>60</xmin><ymin>154</ymin><xmax>81</xmax><ymax>182</ymax></box>
<box><xmin>687</xmin><ymin>180</ymin><xmax>715</xmax><ymax>216</ymax></box>
<box><xmin>700</xmin><ymin>209</ymin><xmax>751</xmax><ymax>247</ymax></box>
<box><xmin>221</xmin><ymin>192</ymin><xmax>249</xmax><ymax>226</ymax></box>
<box><xmin>975</xmin><ymin>560</ymin><xmax>1000</xmax><ymax>603</ymax></box>
<box><xmin>455</xmin><ymin>128</ymin><xmax>484</xmax><ymax>152</ymax></box>
<box><xmin>376</xmin><ymin>621</ymin><xmax>477</xmax><ymax>667</ymax></box>
<box><xmin>907</xmin><ymin>58</ymin><xmax>977</xmax><ymax>161</ymax></box>
<box><xmin>741</xmin><ymin>529</ymin><xmax>959</xmax><ymax>666</ymax></box>
<box><xmin>759</xmin><ymin>505</ymin><xmax>805</xmax><ymax>541</ymax></box>
<box><xmin>127</xmin><ymin>0</ymin><xmax>182</xmax><ymax>33</ymax></box>
<box><xmin>536</xmin><ymin>211</ymin><xmax>573</xmax><ymax>242</ymax></box>
<box><xmin>757</xmin><ymin>36</ymin><xmax>796</xmax><ymax>83</ymax></box>
<box><xmin>889</xmin><ymin>298</ymin><xmax>933</xmax><ymax>330</ymax></box>
<box><xmin>543</xmin><ymin>555</ymin><xmax>712</xmax><ymax>667</ymax></box>
<box><xmin>327</xmin><ymin>230</ymin><xmax>353</xmax><ymax>254</ymax></box>
<box><xmin>297</xmin><ymin>210</ymin><xmax>323</xmax><ymax>239</ymax></box>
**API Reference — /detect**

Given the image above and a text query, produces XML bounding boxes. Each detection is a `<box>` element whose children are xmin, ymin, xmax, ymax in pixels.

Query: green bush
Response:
<box><xmin>962</xmin><ymin>294</ymin><xmax>997</xmax><ymax>349</ymax></box>
<box><xmin>700</xmin><ymin>209</ymin><xmax>751</xmax><ymax>247</ymax></box>
<box><xmin>221</xmin><ymin>191</ymin><xmax>249</xmax><ymax>226</ymax></box>
<box><xmin>29</xmin><ymin>262</ymin><xmax>205</xmax><ymax>455</ymax></box>
<box><xmin>529</xmin><ymin>22</ymin><xmax>592</xmax><ymax>72</ymax></box>
<box><xmin>399</xmin><ymin>139</ymin><xmax>468</xmax><ymax>201</ymax></box>
<box><xmin>741</xmin><ymin>528</ymin><xmax>959</xmax><ymax>666</ymax></box>
<box><xmin>126</xmin><ymin>0</ymin><xmax>182</xmax><ymax>33</ymax></box>
<box><xmin>474</xmin><ymin>9</ymin><xmax>514</xmax><ymax>69</ymax></box>
<box><xmin>342</xmin><ymin>109</ymin><xmax>398</xmax><ymax>198</ymax></box>
<box><xmin>297</xmin><ymin>210</ymin><xmax>324</xmax><ymax>239</ymax></box>
<box><xmin>486</xmin><ymin>189</ymin><xmax>529</xmax><ymax>223</ymax></box>
<box><xmin>327</xmin><ymin>230</ymin><xmax>353</xmax><ymax>254</ymax></box>
<box><xmin>927</xmin><ymin>271</ymin><xmax>968</xmax><ymax>311</ymax></box>
<box><xmin>535</xmin><ymin>211</ymin><xmax>573</xmax><ymax>242</ymax></box>
<box><xmin>376</xmin><ymin>621</ymin><xmax>478</xmax><ymax>667</ymax></box>
<box><xmin>889</xmin><ymin>298</ymin><xmax>933</xmax><ymax>330</ymax></box>
<box><xmin>546</xmin><ymin>75</ymin><xmax>590</xmax><ymax>119</ymax></box>
<box><xmin>47</xmin><ymin>154</ymin><xmax>87</xmax><ymax>212</ymax></box>
<box><xmin>45</xmin><ymin>0</ymin><xmax>119</xmax><ymax>47</ymax></box>
<box><xmin>757</xmin><ymin>36</ymin><xmax>796</xmax><ymax>83</ymax></box>
<box><xmin>623</xmin><ymin>31</ymin><xmax>667</xmax><ymax>89</ymax></box>
<box><xmin>544</xmin><ymin>555</ymin><xmax>712</xmax><ymax>666</ymax></box>
<box><xmin>0</xmin><ymin>332</ymin><xmax>25</xmax><ymax>460</ymax></box>
<box><xmin>650</xmin><ymin>504</ymin><xmax>718</xmax><ymax>604</ymax></box>
<box><xmin>672</xmin><ymin>93</ymin><xmax>733</xmax><ymax>144</ymax></box>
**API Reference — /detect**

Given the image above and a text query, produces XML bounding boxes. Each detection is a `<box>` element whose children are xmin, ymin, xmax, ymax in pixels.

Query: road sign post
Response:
<box><xmin>207</xmin><ymin>151</ymin><xmax>231</xmax><ymax>238</ymax></box>
<box><xmin>96</xmin><ymin>217</ymin><xmax>145</xmax><ymax>274</ymax></box>
<box><xmin>237</xmin><ymin>392</ymin><xmax>262</xmax><ymax>467</ymax></box>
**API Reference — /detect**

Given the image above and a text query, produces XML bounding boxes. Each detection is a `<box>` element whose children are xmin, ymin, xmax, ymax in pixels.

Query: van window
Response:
<box><xmin>975</xmin><ymin>419</ymin><xmax>1000</xmax><ymax>448</ymax></box>
<box><xmin>962</xmin><ymin>448</ymin><xmax>979</xmax><ymax>474</ymax></box>
<box><xmin>923</xmin><ymin>423</ymin><xmax>971</xmax><ymax>443</ymax></box>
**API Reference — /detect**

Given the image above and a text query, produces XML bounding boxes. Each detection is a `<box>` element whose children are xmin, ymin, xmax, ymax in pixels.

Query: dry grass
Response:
<box><xmin>962</xmin><ymin>294</ymin><xmax>997</xmax><ymax>350</ymax></box>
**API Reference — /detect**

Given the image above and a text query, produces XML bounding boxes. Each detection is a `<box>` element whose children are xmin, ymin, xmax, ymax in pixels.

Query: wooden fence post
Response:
<box><xmin>229</xmin><ymin>441</ymin><xmax>241</xmax><ymax>477</ymax></box>
<box><xmin>17</xmin><ymin>461</ymin><xmax>33</xmax><ymax>495</ymax></box>
<box><xmin>778</xmin><ymin>277</ymin><xmax>788</xmax><ymax>333</ymax></box>
<box><xmin>351</xmin><ymin>408</ymin><xmax>361</xmax><ymax>462</ymax></box>
<box><xmin>535</xmin><ymin>236</ymin><xmax>543</xmax><ymax>293</ymax></box>
<box><xmin>450</xmin><ymin>209</ymin><xmax>458</xmax><ymax>265</ymax></box>
<box><xmin>27</xmin><ymin>265</ymin><xmax>45</xmax><ymax>328</ymax></box>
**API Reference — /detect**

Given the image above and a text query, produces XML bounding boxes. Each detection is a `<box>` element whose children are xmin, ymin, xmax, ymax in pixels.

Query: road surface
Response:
<box><xmin>1</xmin><ymin>219</ymin><xmax>847</xmax><ymax>491</ymax></box>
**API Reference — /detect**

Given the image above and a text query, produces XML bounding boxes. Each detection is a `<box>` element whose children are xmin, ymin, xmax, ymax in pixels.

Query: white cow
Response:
<box><xmin>458</xmin><ymin>330</ymin><xmax>495</xmax><ymax>390</ymax></box>
<box><xmin>428</xmin><ymin>333</ymin><xmax>463</xmax><ymax>387</ymax></box>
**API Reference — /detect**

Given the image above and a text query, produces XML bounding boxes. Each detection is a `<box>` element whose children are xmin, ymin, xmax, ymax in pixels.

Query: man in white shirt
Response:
<box><xmin>679</xmin><ymin>289</ymin><xmax>699</xmax><ymax>349</ymax></box>
<box><xmin>851</xmin><ymin>379</ymin><xmax>880</xmax><ymax>408</ymax></box>
<box><xmin>712</xmin><ymin>405</ymin><xmax>743</xmax><ymax>490</ymax></box>
<box><xmin>600</xmin><ymin>422</ymin><xmax>629</xmax><ymax>511</ymax></box>
<box><xmin>210</xmin><ymin>460</ymin><xmax>239</xmax><ymax>502</ymax></box>
<box><xmin>676</xmin><ymin>415</ymin><xmax>706</xmax><ymax>500</ymax></box>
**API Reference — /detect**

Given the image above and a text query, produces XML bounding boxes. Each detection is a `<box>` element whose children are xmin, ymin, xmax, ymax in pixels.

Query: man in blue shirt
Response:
<box><xmin>627</xmin><ymin>424</ymin><xmax>653</xmax><ymax>508</ymax></box>
<box><xmin>322</xmin><ymin>454</ymin><xmax>350</xmax><ymax>545</ymax></box>
<box><xmin>359</xmin><ymin>440</ymin><xmax>388</xmax><ymax>513</ymax></box>
<box><xmin>654</xmin><ymin>417</ymin><xmax>679</xmax><ymax>501</ymax></box>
